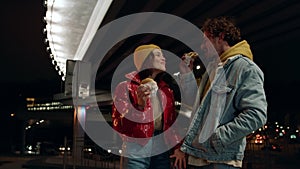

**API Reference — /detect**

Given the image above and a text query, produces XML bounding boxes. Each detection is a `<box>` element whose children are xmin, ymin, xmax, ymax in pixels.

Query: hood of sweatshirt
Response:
<box><xmin>220</xmin><ymin>40</ymin><xmax>253</xmax><ymax>62</ymax></box>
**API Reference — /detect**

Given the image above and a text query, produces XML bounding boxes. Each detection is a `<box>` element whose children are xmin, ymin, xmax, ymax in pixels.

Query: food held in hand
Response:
<box><xmin>141</xmin><ymin>78</ymin><xmax>158</xmax><ymax>95</ymax></box>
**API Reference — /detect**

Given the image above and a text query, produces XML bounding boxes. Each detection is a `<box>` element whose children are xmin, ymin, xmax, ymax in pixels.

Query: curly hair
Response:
<box><xmin>202</xmin><ymin>16</ymin><xmax>241</xmax><ymax>46</ymax></box>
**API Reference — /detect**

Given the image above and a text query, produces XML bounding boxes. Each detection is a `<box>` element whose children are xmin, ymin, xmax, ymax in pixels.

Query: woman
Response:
<box><xmin>112</xmin><ymin>44</ymin><xmax>186</xmax><ymax>169</ymax></box>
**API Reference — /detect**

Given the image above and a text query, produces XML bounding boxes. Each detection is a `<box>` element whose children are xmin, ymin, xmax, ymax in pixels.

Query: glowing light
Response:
<box><xmin>26</xmin><ymin>98</ymin><xmax>35</xmax><ymax>101</ymax></box>
<box><xmin>53</xmin><ymin>43</ymin><xmax>64</xmax><ymax>51</ymax></box>
<box><xmin>50</xmin><ymin>12</ymin><xmax>63</xmax><ymax>23</ymax></box>
<box><xmin>173</xmin><ymin>72</ymin><xmax>180</xmax><ymax>76</ymax></box>
<box><xmin>51</xmin><ymin>25</ymin><xmax>63</xmax><ymax>33</ymax></box>
<box><xmin>49</xmin><ymin>34</ymin><xmax>63</xmax><ymax>43</ymax></box>
<box><xmin>28</xmin><ymin>145</ymin><xmax>33</xmax><ymax>150</ymax></box>
<box><xmin>44</xmin><ymin>0</ymin><xmax>113</xmax><ymax>81</ymax></box>
<box><xmin>46</xmin><ymin>0</ymin><xmax>54</xmax><ymax>7</ymax></box>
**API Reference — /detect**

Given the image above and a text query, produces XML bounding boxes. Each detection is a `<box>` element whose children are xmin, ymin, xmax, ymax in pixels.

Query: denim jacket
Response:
<box><xmin>180</xmin><ymin>55</ymin><xmax>267</xmax><ymax>161</ymax></box>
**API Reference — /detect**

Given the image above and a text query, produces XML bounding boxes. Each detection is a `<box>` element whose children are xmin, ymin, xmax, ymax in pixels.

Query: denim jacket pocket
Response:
<box><xmin>211</xmin><ymin>84</ymin><xmax>233</xmax><ymax>94</ymax></box>
<box><xmin>192</xmin><ymin>133</ymin><xmax>224</xmax><ymax>155</ymax></box>
<box><xmin>209</xmin><ymin>133</ymin><xmax>224</xmax><ymax>154</ymax></box>
<box><xmin>210</xmin><ymin>84</ymin><xmax>233</xmax><ymax>120</ymax></box>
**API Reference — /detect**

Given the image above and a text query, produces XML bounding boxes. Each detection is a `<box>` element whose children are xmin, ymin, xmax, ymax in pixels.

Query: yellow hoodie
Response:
<box><xmin>202</xmin><ymin>40</ymin><xmax>253</xmax><ymax>98</ymax></box>
<box><xmin>220</xmin><ymin>40</ymin><xmax>253</xmax><ymax>62</ymax></box>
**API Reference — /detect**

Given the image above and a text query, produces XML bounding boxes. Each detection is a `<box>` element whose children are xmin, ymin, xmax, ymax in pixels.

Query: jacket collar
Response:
<box><xmin>125</xmin><ymin>71</ymin><xmax>168</xmax><ymax>88</ymax></box>
<box><xmin>125</xmin><ymin>71</ymin><xmax>141</xmax><ymax>84</ymax></box>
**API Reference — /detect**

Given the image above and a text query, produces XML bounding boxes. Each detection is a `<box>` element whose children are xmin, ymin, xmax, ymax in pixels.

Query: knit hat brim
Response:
<box><xmin>133</xmin><ymin>44</ymin><xmax>161</xmax><ymax>71</ymax></box>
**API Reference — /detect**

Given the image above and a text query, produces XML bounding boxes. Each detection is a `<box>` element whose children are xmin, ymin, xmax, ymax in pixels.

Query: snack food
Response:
<box><xmin>184</xmin><ymin>51</ymin><xmax>198</xmax><ymax>66</ymax></box>
<box><xmin>141</xmin><ymin>78</ymin><xmax>158</xmax><ymax>95</ymax></box>
<box><xmin>141</xmin><ymin>78</ymin><xmax>155</xmax><ymax>84</ymax></box>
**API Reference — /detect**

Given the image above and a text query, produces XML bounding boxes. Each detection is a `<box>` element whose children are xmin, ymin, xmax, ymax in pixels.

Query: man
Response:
<box><xmin>180</xmin><ymin>16</ymin><xmax>267</xmax><ymax>169</ymax></box>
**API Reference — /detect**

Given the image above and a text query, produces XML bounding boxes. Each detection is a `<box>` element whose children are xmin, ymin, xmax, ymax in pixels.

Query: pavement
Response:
<box><xmin>26</xmin><ymin>156</ymin><xmax>120</xmax><ymax>169</ymax></box>
<box><xmin>0</xmin><ymin>155</ymin><xmax>120</xmax><ymax>169</ymax></box>
<box><xmin>1</xmin><ymin>149</ymin><xmax>300</xmax><ymax>169</ymax></box>
<box><xmin>0</xmin><ymin>156</ymin><xmax>34</xmax><ymax>169</ymax></box>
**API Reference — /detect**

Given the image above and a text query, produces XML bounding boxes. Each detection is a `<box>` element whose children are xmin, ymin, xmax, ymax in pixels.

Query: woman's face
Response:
<box><xmin>151</xmin><ymin>49</ymin><xmax>166</xmax><ymax>71</ymax></box>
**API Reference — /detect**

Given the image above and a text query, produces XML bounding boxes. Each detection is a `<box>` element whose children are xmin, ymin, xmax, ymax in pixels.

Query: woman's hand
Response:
<box><xmin>170</xmin><ymin>148</ymin><xmax>187</xmax><ymax>169</ymax></box>
<box><xmin>137</xmin><ymin>84</ymin><xmax>151</xmax><ymax>108</ymax></box>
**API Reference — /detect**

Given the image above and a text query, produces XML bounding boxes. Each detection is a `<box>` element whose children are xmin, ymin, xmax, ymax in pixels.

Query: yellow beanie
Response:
<box><xmin>133</xmin><ymin>44</ymin><xmax>161</xmax><ymax>71</ymax></box>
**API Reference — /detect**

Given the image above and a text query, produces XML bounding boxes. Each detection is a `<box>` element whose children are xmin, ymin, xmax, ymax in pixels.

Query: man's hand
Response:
<box><xmin>170</xmin><ymin>148</ymin><xmax>186</xmax><ymax>169</ymax></box>
<box><xmin>179</xmin><ymin>55</ymin><xmax>194</xmax><ymax>74</ymax></box>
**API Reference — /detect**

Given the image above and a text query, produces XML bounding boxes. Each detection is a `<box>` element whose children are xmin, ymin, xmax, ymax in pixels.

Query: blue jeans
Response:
<box><xmin>121</xmin><ymin>131</ymin><xmax>171</xmax><ymax>169</ymax></box>
<box><xmin>121</xmin><ymin>151</ymin><xmax>170</xmax><ymax>169</ymax></box>
<box><xmin>188</xmin><ymin>163</ymin><xmax>240</xmax><ymax>169</ymax></box>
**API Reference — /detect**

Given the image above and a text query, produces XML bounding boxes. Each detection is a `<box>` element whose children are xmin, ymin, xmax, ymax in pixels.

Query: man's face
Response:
<box><xmin>201</xmin><ymin>31</ymin><xmax>220</xmax><ymax>59</ymax></box>
<box><xmin>200</xmin><ymin>31</ymin><xmax>217</xmax><ymax>59</ymax></box>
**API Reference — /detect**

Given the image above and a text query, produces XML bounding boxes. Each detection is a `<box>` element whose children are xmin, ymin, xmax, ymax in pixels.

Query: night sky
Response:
<box><xmin>0</xmin><ymin>1</ymin><xmax>61</xmax><ymax>98</ymax></box>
